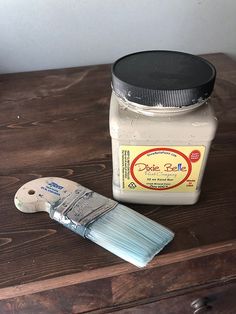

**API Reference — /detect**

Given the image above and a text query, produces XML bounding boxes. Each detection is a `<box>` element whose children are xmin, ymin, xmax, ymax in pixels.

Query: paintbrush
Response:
<box><xmin>14</xmin><ymin>177</ymin><xmax>174</xmax><ymax>267</ymax></box>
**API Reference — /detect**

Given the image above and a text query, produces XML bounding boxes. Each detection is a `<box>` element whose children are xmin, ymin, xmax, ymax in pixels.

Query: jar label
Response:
<box><xmin>119</xmin><ymin>146</ymin><xmax>205</xmax><ymax>192</ymax></box>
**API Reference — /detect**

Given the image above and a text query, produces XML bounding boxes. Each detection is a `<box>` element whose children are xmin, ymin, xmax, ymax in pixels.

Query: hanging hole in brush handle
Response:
<box><xmin>28</xmin><ymin>189</ymin><xmax>36</xmax><ymax>195</ymax></box>
<box><xmin>14</xmin><ymin>177</ymin><xmax>79</xmax><ymax>214</ymax></box>
<box><xmin>191</xmin><ymin>297</ymin><xmax>212</xmax><ymax>313</ymax></box>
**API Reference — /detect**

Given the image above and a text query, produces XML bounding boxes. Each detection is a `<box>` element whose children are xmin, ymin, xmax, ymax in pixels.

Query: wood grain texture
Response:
<box><xmin>0</xmin><ymin>240</ymin><xmax>235</xmax><ymax>301</ymax></box>
<box><xmin>1</xmin><ymin>250</ymin><xmax>235</xmax><ymax>314</ymax></box>
<box><xmin>0</xmin><ymin>54</ymin><xmax>236</xmax><ymax>306</ymax></box>
<box><xmin>108</xmin><ymin>281</ymin><xmax>236</xmax><ymax>314</ymax></box>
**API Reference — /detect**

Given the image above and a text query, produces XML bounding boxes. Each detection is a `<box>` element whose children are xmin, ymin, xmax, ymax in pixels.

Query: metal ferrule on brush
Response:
<box><xmin>50</xmin><ymin>186</ymin><xmax>118</xmax><ymax>237</ymax></box>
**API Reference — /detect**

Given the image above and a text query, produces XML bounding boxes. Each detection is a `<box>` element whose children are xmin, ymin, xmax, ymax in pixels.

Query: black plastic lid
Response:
<box><xmin>112</xmin><ymin>50</ymin><xmax>216</xmax><ymax>107</ymax></box>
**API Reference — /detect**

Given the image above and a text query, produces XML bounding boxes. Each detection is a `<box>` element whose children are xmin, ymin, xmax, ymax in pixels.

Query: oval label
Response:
<box><xmin>130</xmin><ymin>148</ymin><xmax>192</xmax><ymax>190</ymax></box>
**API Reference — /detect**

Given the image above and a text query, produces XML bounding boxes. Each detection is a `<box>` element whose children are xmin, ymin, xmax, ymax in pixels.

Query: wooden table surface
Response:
<box><xmin>0</xmin><ymin>53</ymin><xmax>235</xmax><ymax>313</ymax></box>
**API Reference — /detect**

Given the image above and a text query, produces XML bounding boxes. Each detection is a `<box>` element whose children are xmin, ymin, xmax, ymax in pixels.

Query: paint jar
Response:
<box><xmin>109</xmin><ymin>51</ymin><xmax>217</xmax><ymax>205</ymax></box>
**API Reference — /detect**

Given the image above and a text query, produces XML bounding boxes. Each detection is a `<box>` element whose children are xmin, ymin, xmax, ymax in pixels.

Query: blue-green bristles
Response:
<box><xmin>85</xmin><ymin>204</ymin><xmax>174</xmax><ymax>267</ymax></box>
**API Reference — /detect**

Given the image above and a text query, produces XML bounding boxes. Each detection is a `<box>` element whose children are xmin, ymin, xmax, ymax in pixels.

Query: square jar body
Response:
<box><xmin>109</xmin><ymin>92</ymin><xmax>218</xmax><ymax>205</ymax></box>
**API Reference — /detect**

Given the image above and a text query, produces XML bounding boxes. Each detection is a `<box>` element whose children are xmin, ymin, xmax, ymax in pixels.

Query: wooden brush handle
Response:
<box><xmin>14</xmin><ymin>177</ymin><xmax>79</xmax><ymax>214</ymax></box>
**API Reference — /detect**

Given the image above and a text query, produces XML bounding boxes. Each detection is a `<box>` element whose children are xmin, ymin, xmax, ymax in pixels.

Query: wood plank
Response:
<box><xmin>0</xmin><ymin>65</ymin><xmax>111</xmax><ymax>171</ymax></box>
<box><xmin>106</xmin><ymin>281</ymin><xmax>236</xmax><ymax>314</ymax></box>
<box><xmin>0</xmin><ymin>250</ymin><xmax>235</xmax><ymax>313</ymax></box>
<box><xmin>0</xmin><ymin>240</ymin><xmax>235</xmax><ymax>300</ymax></box>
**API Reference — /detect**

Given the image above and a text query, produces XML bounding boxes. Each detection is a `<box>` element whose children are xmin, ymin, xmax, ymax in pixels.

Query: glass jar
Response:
<box><xmin>109</xmin><ymin>51</ymin><xmax>217</xmax><ymax>205</ymax></box>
